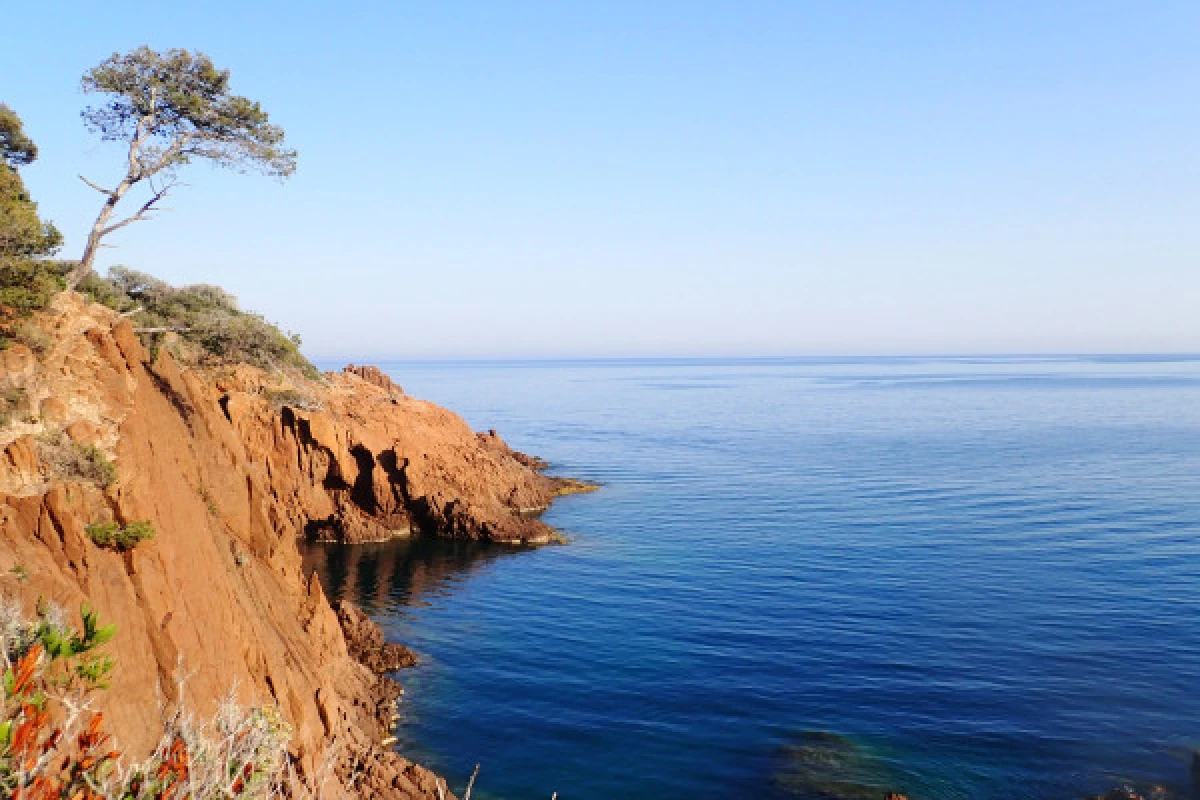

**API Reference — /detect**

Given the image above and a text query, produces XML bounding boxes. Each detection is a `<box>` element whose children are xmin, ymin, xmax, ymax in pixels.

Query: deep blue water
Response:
<box><xmin>301</xmin><ymin>356</ymin><xmax>1200</xmax><ymax>800</ymax></box>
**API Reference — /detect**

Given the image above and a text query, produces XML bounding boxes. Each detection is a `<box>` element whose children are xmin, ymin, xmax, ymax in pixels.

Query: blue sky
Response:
<box><xmin>4</xmin><ymin>2</ymin><xmax>1198</xmax><ymax>358</ymax></box>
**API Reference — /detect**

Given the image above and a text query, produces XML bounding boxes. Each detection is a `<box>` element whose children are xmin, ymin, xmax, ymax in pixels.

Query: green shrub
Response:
<box><xmin>85</xmin><ymin>519</ymin><xmax>154</xmax><ymax>551</ymax></box>
<box><xmin>78</xmin><ymin>266</ymin><xmax>318</xmax><ymax>377</ymax></box>
<box><xmin>83</xmin><ymin>521</ymin><xmax>118</xmax><ymax>546</ymax></box>
<box><xmin>0</xmin><ymin>258</ymin><xmax>64</xmax><ymax>314</ymax></box>
<box><xmin>0</xmin><ymin>122</ymin><xmax>65</xmax><ymax>317</ymax></box>
<box><xmin>0</xmin><ymin>599</ymin><xmax>294</xmax><ymax>799</ymax></box>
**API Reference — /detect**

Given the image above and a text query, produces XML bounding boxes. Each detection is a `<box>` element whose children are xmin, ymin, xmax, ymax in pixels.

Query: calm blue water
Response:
<box><xmin>302</xmin><ymin>356</ymin><xmax>1200</xmax><ymax>800</ymax></box>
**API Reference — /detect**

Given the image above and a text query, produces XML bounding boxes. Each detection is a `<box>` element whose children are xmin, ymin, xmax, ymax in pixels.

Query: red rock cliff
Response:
<box><xmin>0</xmin><ymin>293</ymin><xmax>580</xmax><ymax>798</ymax></box>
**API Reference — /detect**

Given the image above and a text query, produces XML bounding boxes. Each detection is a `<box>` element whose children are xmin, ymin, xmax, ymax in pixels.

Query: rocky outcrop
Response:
<box><xmin>343</xmin><ymin>364</ymin><xmax>404</xmax><ymax>395</ymax></box>
<box><xmin>0</xmin><ymin>293</ymin><xmax>587</xmax><ymax>798</ymax></box>
<box><xmin>337</xmin><ymin>599</ymin><xmax>418</xmax><ymax>672</ymax></box>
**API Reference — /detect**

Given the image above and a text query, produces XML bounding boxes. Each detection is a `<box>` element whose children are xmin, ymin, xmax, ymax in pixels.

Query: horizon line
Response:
<box><xmin>311</xmin><ymin>352</ymin><xmax>1200</xmax><ymax>366</ymax></box>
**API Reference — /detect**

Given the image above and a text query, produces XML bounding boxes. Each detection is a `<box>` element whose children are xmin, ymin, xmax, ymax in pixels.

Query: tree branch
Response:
<box><xmin>127</xmin><ymin>86</ymin><xmax>157</xmax><ymax>180</ymax></box>
<box><xmin>78</xmin><ymin>175</ymin><xmax>116</xmax><ymax>196</ymax></box>
<box><xmin>99</xmin><ymin>181</ymin><xmax>174</xmax><ymax>236</ymax></box>
<box><xmin>146</xmin><ymin>130</ymin><xmax>195</xmax><ymax>177</ymax></box>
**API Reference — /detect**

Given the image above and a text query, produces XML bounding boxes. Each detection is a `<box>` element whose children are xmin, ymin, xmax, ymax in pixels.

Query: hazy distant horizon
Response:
<box><xmin>315</xmin><ymin>352</ymin><xmax>1200</xmax><ymax>366</ymax></box>
<box><xmin>6</xmin><ymin>1</ymin><xmax>1199</xmax><ymax>358</ymax></box>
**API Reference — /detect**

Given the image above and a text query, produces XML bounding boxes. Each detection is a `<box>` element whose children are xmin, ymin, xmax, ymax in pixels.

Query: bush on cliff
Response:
<box><xmin>0</xmin><ymin>601</ymin><xmax>300</xmax><ymax>799</ymax></box>
<box><xmin>0</xmin><ymin>259</ymin><xmax>63</xmax><ymax>317</ymax></box>
<box><xmin>35</xmin><ymin>431</ymin><xmax>117</xmax><ymax>488</ymax></box>
<box><xmin>85</xmin><ymin>520</ymin><xmax>155</xmax><ymax>551</ymax></box>
<box><xmin>78</xmin><ymin>266</ymin><xmax>318</xmax><ymax>378</ymax></box>
<box><xmin>0</xmin><ymin>105</ymin><xmax>64</xmax><ymax>322</ymax></box>
<box><xmin>0</xmin><ymin>388</ymin><xmax>26</xmax><ymax>428</ymax></box>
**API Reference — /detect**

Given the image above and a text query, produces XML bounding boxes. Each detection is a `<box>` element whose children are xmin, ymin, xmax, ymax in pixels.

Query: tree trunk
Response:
<box><xmin>67</xmin><ymin>183</ymin><xmax>128</xmax><ymax>290</ymax></box>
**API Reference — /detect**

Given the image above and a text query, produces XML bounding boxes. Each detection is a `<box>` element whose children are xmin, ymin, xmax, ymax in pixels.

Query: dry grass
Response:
<box><xmin>0</xmin><ymin>387</ymin><xmax>27</xmax><ymax>428</ymax></box>
<box><xmin>35</xmin><ymin>430</ymin><xmax>117</xmax><ymax>488</ymax></box>
<box><xmin>6</xmin><ymin>322</ymin><xmax>51</xmax><ymax>358</ymax></box>
<box><xmin>264</xmin><ymin>388</ymin><xmax>323</xmax><ymax>412</ymax></box>
<box><xmin>0</xmin><ymin>601</ymin><xmax>319</xmax><ymax>800</ymax></box>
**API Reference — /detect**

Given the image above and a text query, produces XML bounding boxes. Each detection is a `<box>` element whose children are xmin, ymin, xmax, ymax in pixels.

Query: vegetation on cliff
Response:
<box><xmin>0</xmin><ymin>46</ymin><xmax>306</xmax><ymax>374</ymax></box>
<box><xmin>83</xmin><ymin>520</ymin><xmax>154</xmax><ymax>552</ymax></box>
<box><xmin>77</xmin><ymin>267</ymin><xmax>316</xmax><ymax>377</ymax></box>
<box><xmin>0</xmin><ymin>105</ymin><xmax>63</xmax><ymax>319</ymax></box>
<box><xmin>0</xmin><ymin>602</ymin><xmax>300</xmax><ymax>800</ymax></box>
<box><xmin>33</xmin><ymin>431</ymin><xmax>117</xmax><ymax>489</ymax></box>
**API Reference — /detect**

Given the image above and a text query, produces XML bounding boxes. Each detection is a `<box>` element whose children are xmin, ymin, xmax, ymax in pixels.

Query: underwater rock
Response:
<box><xmin>772</xmin><ymin>731</ymin><xmax>906</xmax><ymax>800</ymax></box>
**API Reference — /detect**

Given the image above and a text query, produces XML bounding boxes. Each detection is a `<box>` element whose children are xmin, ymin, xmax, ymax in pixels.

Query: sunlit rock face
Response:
<box><xmin>0</xmin><ymin>293</ymin><xmax>582</xmax><ymax>799</ymax></box>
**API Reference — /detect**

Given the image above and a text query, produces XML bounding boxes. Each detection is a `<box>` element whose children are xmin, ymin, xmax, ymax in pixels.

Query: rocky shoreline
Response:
<box><xmin>0</xmin><ymin>292</ymin><xmax>592</xmax><ymax>799</ymax></box>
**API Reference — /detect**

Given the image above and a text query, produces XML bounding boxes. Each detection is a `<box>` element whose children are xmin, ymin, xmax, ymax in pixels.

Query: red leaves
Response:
<box><xmin>12</xmin><ymin>644</ymin><xmax>43</xmax><ymax>697</ymax></box>
<box><xmin>41</xmin><ymin>727</ymin><xmax>62</xmax><ymax>754</ymax></box>
<box><xmin>231</xmin><ymin>758</ymin><xmax>255</xmax><ymax>794</ymax></box>
<box><xmin>4</xmin><ymin>664</ymin><xmax>125</xmax><ymax>800</ymax></box>
<box><xmin>153</xmin><ymin>735</ymin><xmax>191</xmax><ymax>799</ymax></box>
<box><xmin>13</xmin><ymin>774</ymin><xmax>61</xmax><ymax>800</ymax></box>
<box><xmin>12</xmin><ymin>703</ymin><xmax>49</xmax><ymax>769</ymax></box>
<box><xmin>77</xmin><ymin>712</ymin><xmax>109</xmax><ymax>751</ymax></box>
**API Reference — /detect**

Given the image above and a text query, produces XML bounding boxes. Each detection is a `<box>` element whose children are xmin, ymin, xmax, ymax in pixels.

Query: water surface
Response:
<box><xmin>303</xmin><ymin>356</ymin><xmax>1200</xmax><ymax>799</ymax></box>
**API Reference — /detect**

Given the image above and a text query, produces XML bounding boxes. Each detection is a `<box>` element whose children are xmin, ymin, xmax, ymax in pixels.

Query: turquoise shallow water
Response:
<box><xmin>302</xmin><ymin>356</ymin><xmax>1200</xmax><ymax>800</ymax></box>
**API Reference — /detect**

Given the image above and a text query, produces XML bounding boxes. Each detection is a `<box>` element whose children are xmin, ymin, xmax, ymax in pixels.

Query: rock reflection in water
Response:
<box><xmin>772</xmin><ymin>731</ymin><xmax>905</xmax><ymax>800</ymax></box>
<box><xmin>299</xmin><ymin>536</ymin><xmax>528</xmax><ymax>616</ymax></box>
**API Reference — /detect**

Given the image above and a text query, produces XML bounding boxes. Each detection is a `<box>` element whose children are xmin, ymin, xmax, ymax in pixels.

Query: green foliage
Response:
<box><xmin>0</xmin><ymin>105</ymin><xmax>62</xmax><ymax>319</ymax></box>
<box><xmin>82</xmin><ymin>47</ymin><xmax>297</xmax><ymax>178</ymax></box>
<box><xmin>0</xmin><ymin>259</ymin><xmax>64</xmax><ymax>315</ymax></box>
<box><xmin>2</xmin><ymin>603</ymin><xmax>119</xmax><ymax>692</ymax></box>
<box><xmin>0</xmin><ymin>166</ymin><xmax>62</xmax><ymax>263</ymax></box>
<box><xmin>80</xmin><ymin>266</ymin><xmax>318</xmax><ymax>376</ymax></box>
<box><xmin>0</xmin><ymin>602</ymin><xmax>296</xmax><ymax>798</ymax></box>
<box><xmin>0</xmin><ymin>604</ymin><xmax>119</xmax><ymax>799</ymax></box>
<box><xmin>71</xmin><ymin>47</ymin><xmax>297</xmax><ymax>285</ymax></box>
<box><xmin>35</xmin><ymin>603</ymin><xmax>116</xmax><ymax>659</ymax></box>
<box><xmin>82</xmin><ymin>522</ymin><xmax>118</xmax><ymax>547</ymax></box>
<box><xmin>0</xmin><ymin>104</ymin><xmax>37</xmax><ymax>168</ymax></box>
<box><xmin>85</xmin><ymin>519</ymin><xmax>154</xmax><ymax>551</ymax></box>
<box><xmin>72</xmin><ymin>266</ymin><xmax>137</xmax><ymax>313</ymax></box>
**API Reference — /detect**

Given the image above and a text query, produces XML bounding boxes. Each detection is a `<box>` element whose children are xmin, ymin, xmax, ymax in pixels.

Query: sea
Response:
<box><xmin>301</xmin><ymin>356</ymin><xmax>1200</xmax><ymax>800</ymax></box>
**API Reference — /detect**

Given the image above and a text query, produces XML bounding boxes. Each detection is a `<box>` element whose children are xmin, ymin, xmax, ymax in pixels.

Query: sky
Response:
<box><xmin>3</xmin><ymin>1</ymin><xmax>1198</xmax><ymax>359</ymax></box>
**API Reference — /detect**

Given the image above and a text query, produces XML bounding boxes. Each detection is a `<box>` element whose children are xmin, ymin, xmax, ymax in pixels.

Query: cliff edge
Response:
<box><xmin>0</xmin><ymin>292</ymin><xmax>584</xmax><ymax>798</ymax></box>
